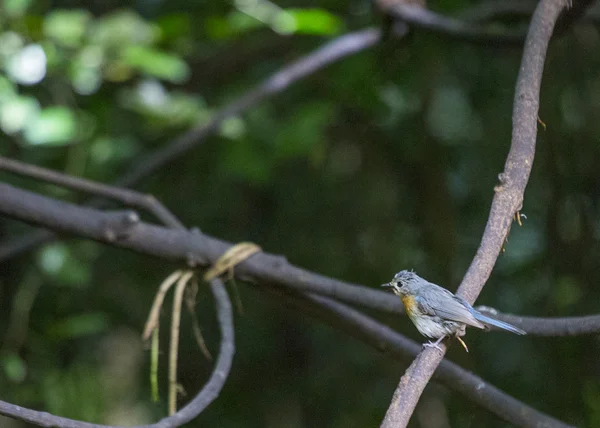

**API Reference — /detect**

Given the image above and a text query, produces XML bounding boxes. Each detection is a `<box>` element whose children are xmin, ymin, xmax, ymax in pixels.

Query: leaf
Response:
<box><xmin>0</xmin><ymin>95</ymin><xmax>39</xmax><ymax>134</ymax></box>
<box><xmin>280</xmin><ymin>9</ymin><xmax>344</xmax><ymax>35</ymax></box>
<box><xmin>43</xmin><ymin>10</ymin><xmax>91</xmax><ymax>47</ymax></box>
<box><xmin>122</xmin><ymin>45</ymin><xmax>189</xmax><ymax>83</ymax></box>
<box><xmin>3</xmin><ymin>0</ymin><xmax>32</xmax><ymax>17</ymax></box>
<box><xmin>24</xmin><ymin>106</ymin><xmax>76</xmax><ymax>146</ymax></box>
<box><xmin>91</xmin><ymin>10</ymin><xmax>156</xmax><ymax>47</ymax></box>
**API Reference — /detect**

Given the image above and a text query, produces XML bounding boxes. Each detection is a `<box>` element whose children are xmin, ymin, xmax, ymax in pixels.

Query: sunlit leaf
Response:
<box><xmin>6</xmin><ymin>44</ymin><xmax>47</xmax><ymax>85</ymax></box>
<box><xmin>0</xmin><ymin>95</ymin><xmax>39</xmax><ymax>134</ymax></box>
<box><xmin>122</xmin><ymin>45</ymin><xmax>189</xmax><ymax>83</ymax></box>
<box><xmin>280</xmin><ymin>9</ymin><xmax>344</xmax><ymax>35</ymax></box>
<box><xmin>91</xmin><ymin>10</ymin><xmax>157</xmax><ymax>47</ymax></box>
<box><xmin>24</xmin><ymin>106</ymin><xmax>76</xmax><ymax>146</ymax></box>
<box><xmin>43</xmin><ymin>10</ymin><xmax>91</xmax><ymax>47</ymax></box>
<box><xmin>3</xmin><ymin>0</ymin><xmax>32</xmax><ymax>17</ymax></box>
<box><xmin>220</xmin><ymin>116</ymin><xmax>246</xmax><ymax>139</ymax></box>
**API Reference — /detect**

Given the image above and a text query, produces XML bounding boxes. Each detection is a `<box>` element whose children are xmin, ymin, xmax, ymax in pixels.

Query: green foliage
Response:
<box><xmin>205</xmin><ymin>7</ymin><xmax>343</xmax><ymax>39</ymax></box>
<box><xmin>0</xmin><ymin>1</ymin><xmax>598</xmax><ymax>427</ymax></box>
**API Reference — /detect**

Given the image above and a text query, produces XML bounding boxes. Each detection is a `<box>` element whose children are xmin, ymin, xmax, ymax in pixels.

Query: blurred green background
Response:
<box><xmin>0</xmin><ymin>0</ymin><xmax>599</xmax><ymax>427</ymax></box>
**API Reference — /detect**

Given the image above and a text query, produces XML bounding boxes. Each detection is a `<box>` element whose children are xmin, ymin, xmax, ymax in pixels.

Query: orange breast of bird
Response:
<box><xmin>401</xmin><ymin>295</ymin><xmax>419</xmax><ymax>317</ymax></box>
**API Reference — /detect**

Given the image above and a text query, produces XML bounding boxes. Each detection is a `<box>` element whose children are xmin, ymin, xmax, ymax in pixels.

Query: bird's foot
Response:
<box><xmin>423</xmin><ymin>336</ymin><xmax>445</xmax><ymax>352</ymax></box>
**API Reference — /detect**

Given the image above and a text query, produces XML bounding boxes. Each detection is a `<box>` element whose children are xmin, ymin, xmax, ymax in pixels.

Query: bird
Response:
<box><xmin>382</xmin><ymin>270</ymin><xmax>526</xmax><ymax>352</ymax></box>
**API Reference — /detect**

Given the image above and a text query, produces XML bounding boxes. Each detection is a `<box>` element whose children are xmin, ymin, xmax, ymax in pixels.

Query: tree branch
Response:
<box><xmin>2</xmin><ymin>181</ymin><xmax>600</xmax><ymax>337</ymax></box>
<box><xmin>115</xmin><ymin>28</ymin><xmax>382</xmax><ymax>188</ymax></box>
<box><xmin>380</xmin><ymin>1</ymin><xmax>570</xmax><ymax>427</ymax></box>
<box><xmin>0</xmin><ymin>176</ymin><xmax>591</xmax><ymax>426</ymax></box>
<box><xmin>484</xmin><ymin>311</ymin><xmax>600</xmax><ymax>336</ymax></box>
<box><xmin>262</xmin><ymin>287</ymin><xmax>573</xmax><ymax>428</ymax></box>
<box><xmin>0</xmin><ymin>156</ymin><xmax>183</xmax><ymax>229</ymax></box>
<box><xmin>374</xmin><ymin>1</ymin><xmax>526</xmax><ymax>44</ymax></box>
<box><xmin>0</xmin><ymin>279</ymin><xmax>234</xmax><ymax>428</ymax></box>
<box><xmin>1</xmin><ymin>0</ymin><xmax>593</xmax><ymax>262</ymax></box>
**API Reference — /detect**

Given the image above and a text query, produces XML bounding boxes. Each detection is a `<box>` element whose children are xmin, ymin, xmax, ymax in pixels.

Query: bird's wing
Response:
<box><xmin>417</xmin><ymin>285</ymin><xmax>485</xmax><ymax>329</ymax></box>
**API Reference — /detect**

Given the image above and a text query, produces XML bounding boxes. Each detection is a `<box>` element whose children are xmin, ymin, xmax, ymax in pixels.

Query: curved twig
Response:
<box><xmin>263</xmin><ymin>286</ymin><xmax>573</xmax><ymax>428</ymax></box>
<box><xmin>0</xmin><ymin>279</ymin><xmax>234</xmax><ymax>428</ymax></box>
<box><xmin>380</xmin><ymin>1</ymin><xmax>570</xmax><ymax>427</ymax></box>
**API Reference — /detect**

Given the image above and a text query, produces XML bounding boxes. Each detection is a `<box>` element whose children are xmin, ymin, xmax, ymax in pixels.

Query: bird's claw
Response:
<box><xmin>423</xmin><ymin>341</ymin><xmax>444</xmax><ymax>352</ymax></box>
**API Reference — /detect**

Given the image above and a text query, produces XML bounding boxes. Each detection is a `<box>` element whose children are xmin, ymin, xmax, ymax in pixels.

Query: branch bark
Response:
<box><xmin>380</xmin><ymin>1</ymin><xmax>570</xmax><ymax>427</ymax></box>
<box><xmin>3</xmin><ymin>181</ymin><xmax>600</xmax><ymax>337</ymax></box>
<box><xmin>0</xmin><ymin>173</ymin><xmax>589</xmax><ymax>427</ymax></box>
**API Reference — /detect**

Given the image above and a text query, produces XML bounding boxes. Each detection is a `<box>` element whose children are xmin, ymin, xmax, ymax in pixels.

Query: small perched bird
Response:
<box><xmin>382</xmin><ymin>270</ymin><xmax>526</xmax><ymax>352</ymax></box>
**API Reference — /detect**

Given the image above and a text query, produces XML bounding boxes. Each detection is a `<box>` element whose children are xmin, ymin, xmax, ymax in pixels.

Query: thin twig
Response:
<box><xmin>0</xmin><ymin>156</ymin><xmax>184</xmax><ymax>229</ymax></box>
<box><xmin>115</xmin><ymin>28</ymin><xmax>382</xmax><ymax>188</ymax></box>
<box><xmin>374</xmin><ymin>2</ymin><xmax>526</xmax><ymax>44</ymax></box>
<box><xmin>380</xmin><ymin>1</ymin><xmax>570</xmax><ymax>427</ymax></box>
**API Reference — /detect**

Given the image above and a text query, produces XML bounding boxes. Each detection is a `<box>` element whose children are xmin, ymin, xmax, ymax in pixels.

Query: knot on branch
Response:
<box><xmin>101</xmin><ymin>210</ymin><xmax>140</xmax><ymax>242</ymax></box>
<box><xmin>493</xmin><ymin>172</ymin><xmax>511</xmax><ymax>192</ymax></box>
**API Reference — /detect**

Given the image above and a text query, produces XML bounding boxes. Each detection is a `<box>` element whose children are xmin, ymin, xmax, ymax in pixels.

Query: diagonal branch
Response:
<box><xmin>380</xmin><ymin>1</ymin><xmax>570</xmax><ymax>427</ymax></box>
<box><xmin>0</xmin><ymin>279</ymin><xmax>234</xmax><ymax>428</ymax></box>
<box><xmin>115</xmin><ymin>28</ymin><xmax>381</xmax><ymax>188</ymax></box>
<box><xmin>262</xmin><ymin>287</ymin><xmax>573</xmax><ymax>428</ymax></box>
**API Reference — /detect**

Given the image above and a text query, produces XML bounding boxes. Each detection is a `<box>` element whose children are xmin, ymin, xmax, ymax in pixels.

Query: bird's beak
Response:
<box><xmin>381</xmin><ymin>282</ymin><xmax>391</xmax><ymax>288</ymax></box>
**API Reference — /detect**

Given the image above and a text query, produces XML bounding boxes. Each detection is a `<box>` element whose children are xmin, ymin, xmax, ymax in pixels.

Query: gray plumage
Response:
<box><xmin>382</xmin><ymin>270</ymin><xmax>526</xmax><ymax>351</ymax></box>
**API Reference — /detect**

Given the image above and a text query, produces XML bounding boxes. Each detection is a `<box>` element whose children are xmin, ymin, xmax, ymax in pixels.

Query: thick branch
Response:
<box><xmin>263</xmin><ymin>287</ymin><xmax>573</xmax><ymax>428</ymax></box>
<box><xmin>380</xmin><ymin>1</ymin><xmax>569</xmax><ymax>427</ymax></box>
<box><xmin>2</xmin><ymin>182</ymin><xmax>600</xmax><ymax>337</ymax></box>
<box><xmin>0</xmin><ymin>279</ymin><xmax>234</xmax><ymax>428</ymax></box>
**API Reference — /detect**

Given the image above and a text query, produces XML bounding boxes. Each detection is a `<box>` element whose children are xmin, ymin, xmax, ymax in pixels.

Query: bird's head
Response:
<box><xmin>381</xmin><ymin>270</ymin><xmax>422</xmax><ymax>296</ymax></box>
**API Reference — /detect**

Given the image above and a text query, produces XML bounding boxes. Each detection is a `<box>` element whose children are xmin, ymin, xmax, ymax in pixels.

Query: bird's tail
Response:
<box><xmin>472</xmin><ymin>311</ymin><xmax>526</xmax><ymax>335</ymax></box>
